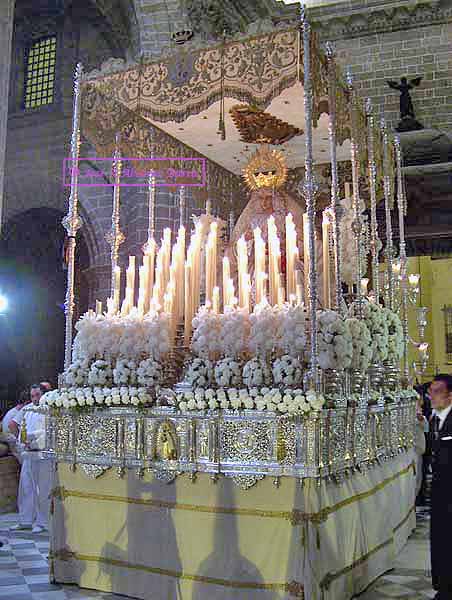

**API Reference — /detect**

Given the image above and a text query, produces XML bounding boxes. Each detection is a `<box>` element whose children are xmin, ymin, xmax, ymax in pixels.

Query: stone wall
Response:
<box><xmin>333</xmin><ymin>22</ymin><xmax>452</xmax><ymax>132</ymax></box>
<box><xmin>307</xmin><ymin>0</ymin><xmax>452</xmax><ymax>133</ymax></box>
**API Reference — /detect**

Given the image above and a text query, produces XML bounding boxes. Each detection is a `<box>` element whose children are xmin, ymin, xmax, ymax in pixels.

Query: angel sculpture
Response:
<box><xmin>387</xmin><ymin>77</ymin><xmax>423</xmax><ymax>130</ymax></box>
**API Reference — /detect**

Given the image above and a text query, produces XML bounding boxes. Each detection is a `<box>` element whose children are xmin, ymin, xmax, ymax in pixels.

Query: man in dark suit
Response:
<box><xmin>430</xmin><ymin>373</ymin><xmax>452</xmax><ymax>599</ymax></box>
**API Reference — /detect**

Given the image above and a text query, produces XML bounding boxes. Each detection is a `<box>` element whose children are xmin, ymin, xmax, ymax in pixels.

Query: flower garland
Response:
<box><xmin>113</xmin><ymin>359</ymin><xmax>138</xmax><ymax>386</ymax></box>
<box><xmin>242</xmin><ymin>357</ymin><xmax>272</xmax><ymax>387</ymax></box>
<box><xmin>275</xmin><ymin>304</ymin><xmax>307</xmax><ymax>357</ymax></box>
<box><xmin>63</xmin><ymin>359</ymin><xmax>90</xmax><ymax>387</ymax></box>
<box><xmin>191</xmin><ymin>306</ymin><xmax>221</xmax><ymax>359</ymax></box>
<box><xmin>71</xmin><ymin>310</ymin><xmax>171</xmax><ymax>363</ymax></box>
<box><xmin>345</xmin><ymin>317</ymin><xmax>373</xmax><ymax>372</ymax></box>
<box><xmin>40</xmin><ymin>386</ymin><xmax>153</xmax><ymax>409</ymax></box>
<box><xmin>382</xmin><ymin>307</ymin><xmax>404</xmax><ymax>362</ymax></box>
<box><xmin>214</xmin><ymin>358</ymin><xmax>242</xmax><ymax>387</ymax></box>
<box><xmin>88</xmin><ymin>360</ymin><xmax>113</xmax><ymax>386</ymax></box>
<box><xmin>317</xmin><ymin>310</ymin><xmax>353</xmax><ymax>370</ymax></box>
<box><xmin>350</xmin><ymin>300</ymin><xmax>389</xmax><ymax>363</ymax></box>
<box><xmin>218</xmin><ymin>307</ymin><xmax>249</xmax><ymax>358</ymax></box>
<box><xmin>248</xmin><ymin>301</ymin><xmax>278</xmax><ymax>357</ymax></box>
<box><xmin>176</xmin><ymin>387</ymin><xmax>326</xmax><ymax>414</ymax></box>
<box><xmin>136</xmin><ymin>358</ymin><xmax>163</xmax><ymax>387</ymax></box>
<box><xmin>272</xmin><ymin>355</ymin><xmax>302</xmax><ymax>386</ymax></box>
<box><xmin>186</xmin><ymin>357</ymin><xmax>214</xmax><ymax>389</ymax></box>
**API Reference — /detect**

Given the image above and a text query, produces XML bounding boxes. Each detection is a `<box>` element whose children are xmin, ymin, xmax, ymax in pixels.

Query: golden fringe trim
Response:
<box><xmin>51</xmin><ymin>461</ymin><xmax>414</xmax><ymax>526</ymax></box>
<box><xmin>320</xmin><ymin>505</ymin><xmax>416</xmax><ymax>592</ymax></box>
<box><xmin>50</xmin><ymin>550</ymin><xmax>304</xmax><ymax>597</ymax></box>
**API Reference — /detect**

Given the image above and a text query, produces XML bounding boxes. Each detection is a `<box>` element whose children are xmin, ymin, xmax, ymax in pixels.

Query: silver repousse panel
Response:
<box><xmin>76</xmin><ymin>414</ymin><xmax>117</xmax><ymax>458</ymax></box>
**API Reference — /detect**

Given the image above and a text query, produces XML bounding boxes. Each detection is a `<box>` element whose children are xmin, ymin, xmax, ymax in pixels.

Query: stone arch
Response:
<box><xmin>0</xmin><ymin>206</ymin><xmax>90</xmax><ymax>392</ymax></box>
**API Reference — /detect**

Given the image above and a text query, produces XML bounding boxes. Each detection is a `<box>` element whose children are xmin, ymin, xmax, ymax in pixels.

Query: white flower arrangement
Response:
<box><xmin>71</xmin><ymin>310</ymin><xmax>171</xmax><ymax>363</ymax></box>
<box><xmin>272</xmin><ymin>355</ymin><xmax>302</xmax><ymax>387</ymax></box>
<box><xmin>186</xmin><ymin>357</ymin><xmax>214</xmax><ymax>389</ymax></box>
<box><xmin>63</xmin><ymin>358</ymin><xmax>90</xmax><ymax>387</ymax></box>
<box><xmin>218</xmin><ymin>307</ymin><xmax>249</xmax><ymax>358</ymax></box>
<box><xmin>317</xmin><ymin>310</ymin><xmax>353</xmax><ymax>371</ymax></box>
<box><xmin>113</xmin><ymin>359</ymin><xmax>138</xmax><ymax>386</ymax></box>
<box><xmin>40</xmin><ymin>386</ymin><xmax>152</xmax><ymax>409</ymax></box>
<box><xmin>345</xmin><ymin>317</ymin><xmax>373</xmax><ymax>372</ymax></box>
<box><xmin>176</xmin><ymin>387</ymin><xmax>325</xmax><ymax>415</ymax></box>
<box><xmin>350</xmin><ymin>300</ymin><xmax>389</xmax><ymax>363</ymax></box>
<box><xmin>191</xmin><ymin>306</ymin><xmax>221</xmax><ymax>359</ymax></box>
<box><xmin>88</xmin><ymin>360</ymin><xmax>113</xmax><ymax>386</ymax></box>
<box><xmin>242</xmin><ymin>357</ymin><xmax>272</xmax><ymax>388</ymax></box>
<box><xmin>275</xmin><ymin>304</ymin><xmax>307</xmax><ymax>357</ymax></box>
<box><xmin>214</xmin><ymin>358</ymin><xmax>242</xmax><ymax>387</ymax></box>
<box><xmin>248</xmin><ymin>301</ymin><xmax>279</xmax><ymax>356</ymax></box>
<box><xmin>382</xmin><ymin>308</ymin><xmax>404</xmax><ymax>362</ymax></box>
<box><xmin>136</xmin><ymin>358</ymin><xmax>163</xmax><ymax>387</ymax></box>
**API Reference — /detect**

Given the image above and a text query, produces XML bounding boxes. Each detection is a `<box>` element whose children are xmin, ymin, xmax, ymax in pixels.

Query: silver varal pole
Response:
<box><xmin>346</xmin><ymin>70</ymin><xmax>364</xmax><ymax>317</ymax></box>
<box><xmin>62</xmin><ymin>63</ymin><xmax>83</xmax><ymax>371</ymax></box>
<box><xmin>325</xmin><ymin>42</ymin><xmax>343</xmax><ymax>312</ymax></box>
<box><xmin>381</xmin><ymin>117</ymin><xmax>395</xmax><ymax>310</ymax></box>
<box><xmin>106</xmin><ymin>133</ymin><xmax>125</xmax><ymax>297</ymax></box>
<box><xmin>301</xmin><ymin>6</ymin><xmax>319</xmax><ymax>388</ymax></box>
<box><xmin>365</xmin><ymin>98</ymin><xmax>380</xmax><ymax>302</ymax></box>
<box><xmin>395</xmin><ymin>136</ymin><xmax>409</xmax><ymax>382</ymax></box>
<box><xmin>144</xmin><ymin>132</ymin><xmax>156</xmax><ymax>249</ymax></box>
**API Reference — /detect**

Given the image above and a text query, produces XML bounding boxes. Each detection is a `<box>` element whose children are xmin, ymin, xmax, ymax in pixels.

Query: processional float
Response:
<box><xmin>42</xmin><ymin>10</ymin><xmax>426</xmax><ymax>488</ymax></box>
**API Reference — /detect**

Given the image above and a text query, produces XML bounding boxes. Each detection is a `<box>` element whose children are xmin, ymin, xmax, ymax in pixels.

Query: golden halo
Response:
<box><xmin>242</xmin><ymin>144</ymin><xmax>288</xmax><ymax>191</ymax></box>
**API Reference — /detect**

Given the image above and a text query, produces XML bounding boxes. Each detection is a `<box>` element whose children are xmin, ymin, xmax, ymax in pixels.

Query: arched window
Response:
<box><xmin>24</xmin><ymin>35</ymin><xmax>57</xmax><ymax>109</ymax></box>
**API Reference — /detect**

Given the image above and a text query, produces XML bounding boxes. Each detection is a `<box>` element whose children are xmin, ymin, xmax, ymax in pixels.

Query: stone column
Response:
<box><xmin>0</xmin><ymin>0</ymin><xmax>15</xmax><ymax>233</ymax></box>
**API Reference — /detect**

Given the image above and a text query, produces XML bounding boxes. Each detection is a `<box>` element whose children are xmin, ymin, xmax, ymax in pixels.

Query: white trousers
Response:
<box><xmin>18</xmin><ymin>453</ymin><xmax>52</xmax><ymax>528</ymax></box>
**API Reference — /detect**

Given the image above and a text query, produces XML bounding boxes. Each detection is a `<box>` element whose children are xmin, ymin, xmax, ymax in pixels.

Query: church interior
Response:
<box><xmin>0</xmin><ymin>1</ymin><xmax>451</xmax><ymax>599</ymax></box>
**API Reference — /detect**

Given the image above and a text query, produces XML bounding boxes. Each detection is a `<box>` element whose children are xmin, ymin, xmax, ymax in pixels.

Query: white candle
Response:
<box><xmin>237</xmin><ymin>236</ymin><xmax>248</xmax><ymax>309</ymax></box>
<box><xmin>295</xmin><ymin>269</ymin><xmax>303</xmax><ymax>305</ymax></box>
<box><xmin>212</xmin><ymin>286</ymin><xmax>220</xmax><ymax>314</ymax></box>
<box><xmin>285</xmin><ymin>213</ymin><xmax>298</xmax><ymax>300</ymax></box>
<box><xmin>113</xmin><ymin>266</ymin><xmax>121</xmax><ymax>312</ymax></box>
<box><xmin>253</xmin><ymin>227</ymin><xmax>266</xmax><ymax>305</ymax></box>
<box><xmin>126</xmin><ymin>256</ymin><xmax>136</xmax><ymax>310</ymax></box>
<box><xmin>184</xmin><ymin>262</ymin><xmax>192</xmax><ymax>344</ymax></box>
<box><xmin>106</xmin><ymin>297</ymin><xmax>115</xmax><ymax>315</ymax></box>
<box><xmin>95</xmin><ymin>300</ymin><xmax>102</xmax><ymax>316</ymax></box>
<box><xmin>222</xmin><ymin>256</ymin><xmax>230</xmax><ymax>309</ymax></box>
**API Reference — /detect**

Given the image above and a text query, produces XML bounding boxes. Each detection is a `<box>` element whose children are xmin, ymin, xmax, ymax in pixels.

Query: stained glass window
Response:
<box><xmin>24</xmin><ymin>36</ymin><xmax>57</xmax><ymax>109</ymax></box>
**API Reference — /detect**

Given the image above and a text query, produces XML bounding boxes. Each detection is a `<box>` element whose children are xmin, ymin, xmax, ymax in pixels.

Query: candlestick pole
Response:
<box><xmin>106</xmin><ymin>133</ymin><xmax>125</xmax><ymax>300</ymax></box>
<box><xmin>325</xmin><ymin>42</ymin><xmax>343</xmax><ymax>311</ymax></box>
<box><xmin>395</xmin><ymin>135</ymin><xmax>409</xmax><ymax>381</ymax></box>
<box><xmin>365</xmin><ymin>98</ymin><xmax>380</xmax><ymax>302</ymax></box>
<box><xmin>62</xmin><ymin>63</ymin><xmax>83</xmax><ymax>371</ymax></box>
<box><xmin>381</xmin><ymin>117</ymin><xmax>395</xmax><ymax>310</ymax></box>
<box><xmin>300</xmin><ymin>6</ymin><xmax>319</xmax><ymax>388</ymax></box>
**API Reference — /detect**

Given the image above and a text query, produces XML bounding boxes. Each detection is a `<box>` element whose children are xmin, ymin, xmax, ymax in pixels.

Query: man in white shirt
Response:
<box><xmin>10</xmin><ymin>384</ymin><xmax>52</xmax><ymax>534</ymax></box>
<box><xmin>429</xmin><ymin>374</ymin><xmax>452</xmax><ymax>600</ymax></box>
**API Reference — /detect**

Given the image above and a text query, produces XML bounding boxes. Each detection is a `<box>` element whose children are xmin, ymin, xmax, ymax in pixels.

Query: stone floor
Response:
<box><xmin>0</xmin><ymin>508</ymin><xmax>434</xmax><ymax>600</ymax></box>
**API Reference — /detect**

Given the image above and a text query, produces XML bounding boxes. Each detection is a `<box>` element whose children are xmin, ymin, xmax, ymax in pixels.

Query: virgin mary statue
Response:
<box><xmin>226</xmin><ymin>186</ymin><xmax>324</xmax><ymax>305</ymax></box>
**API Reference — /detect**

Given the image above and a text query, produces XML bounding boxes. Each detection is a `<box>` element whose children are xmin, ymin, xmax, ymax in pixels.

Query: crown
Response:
<box><xmin>171</xmin><ymin>29</ymin><xmax>193</xmax><ymax>44</ymax></box>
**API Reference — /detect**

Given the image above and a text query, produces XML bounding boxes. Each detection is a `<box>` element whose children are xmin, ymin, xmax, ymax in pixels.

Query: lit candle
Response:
<box><xmin>322</xmin><ymin>211</ymin><xmax>331</xmax><ymax>308</ymax></box>
<box><xmin>223</xmin><ymin>256</ymin><xmax>231</xmax><ymax>309</ymax></box>
<box><xmin>285</xmin><ymin>213</ymin><xmax>298</xmax><ymax>300</ymax></box>
<box><xmin>237</xmin><ymin>236</ymin><xmax>248</xmax><ymax>309</ymax></box>
<box><xmin>253</xmin><ymin>227</ymin><xmax>266</xmax><ymax>305</ymax></box>
<box><xmin>295</xmin><ymin>269</ymin><xmax>303</xmax><ymax>305</ymax></box>
<box><xmin>126</xmin><ymin>256</ymin><xmax>136</xmax><ymax>311</ymax></box>
<box><xmin>184</xmin><ymin>261</ymin><xmax>192</xmax><ymax>345</ymax></box>
<box><xmin>409</xmin><ymin>273</ymin><xmax>420</xmax><ymax>289</ymax></box>
<box><xmin>113</xmin><ymin>266</ymin><xmax>121</xmax><ymax>312</ymax></box>
<box><xmin>212</xmin><ymin>286</ymin><xmax>220</xmax><ymax>314</ymax></box>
